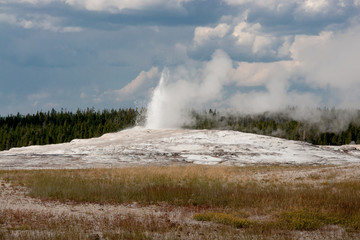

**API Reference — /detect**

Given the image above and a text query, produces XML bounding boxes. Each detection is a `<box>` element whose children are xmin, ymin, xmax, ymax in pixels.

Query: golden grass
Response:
<box><xmin>194</xmin><ymin>212</ymin><xmax>253</xmax><ymax>228</ymax></box>
<box><xmin>0</xmin><ymin>208</ymin><xmax>244</xmax><ymax>240</ymax></box>
<box><xmin>2</xmin><ymin>164</ymin><xmax>360</xmax><ymax>239</ymax></box>
<box><xmin>3</xmin><ymin>165</ymin><xmax>360</xmax><ymax>213</ymax></box>
<box><xmin>0</xmin><ymin>208</ymin><xmax>172</xmax><ymax>240</ymax></box>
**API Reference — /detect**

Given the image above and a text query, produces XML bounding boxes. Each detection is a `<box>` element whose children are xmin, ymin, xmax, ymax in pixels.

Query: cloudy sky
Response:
<box><xmin>1</xmin><ymin>0</ymin><xmax>360</xmax><ymax>116</ymax></box>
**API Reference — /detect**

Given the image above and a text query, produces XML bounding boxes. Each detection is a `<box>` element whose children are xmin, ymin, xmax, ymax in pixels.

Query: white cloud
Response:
<box><xmin>61</xmin><ymin>26</ymin><xmax>82</xmax><ymax>32</ymax></box>
<box><xmin>232</xmin><ymin>21</ymin><xmax>278</xmax><ymax>56</ymax></box>
<box><xmin>117</xmin><ymin>67</ymin><xmax>159</xmax><ymax>96</ymax></box>
<box><xmin>101</xmin><ymin>67</ymin><xmax>160</xmax><ymax>102</ymax></box>
<box><xmin>226</xmin><ymin>60</ymin><xmax>311</xmax><ymax>113</ymax></box>
<box><xmin>229</xmin><ymin>61</ymin><xmax>294</xmax><ymax>87</ymax></box>
<box><xmin>27</xmin><ymin>92</ymin><xmax>49</xmax><ymax>101</ymax></box>
<box><xmin>64</xmin><ymin>0</ymin><xmax>191</xmax><ymax>12</ymax></box>
<box><xmin>191</xmin><ymin>19</ymin><xmax>282</xmax><ymax>60</ymax></box>
<box><xmin>301</xmin><ymin>0</ymin><xmax>328</xmax><ymax>12</ymax></box>
<box><xmin>0</xmin><ymin>13</ymin><xmax>17</xmax><ymax>25</ymax></box>
<box><xmin>43</xmin><ymin>102</ymin><xmax>59</xmax><ymax>108</ymax></box>
<box><xmin>188</xmin><ymin>0</ymin><xmax>360</xmax><ymax>61</ymax></box>
<box><xmin>224</xmin><ymin>0</ymin><xmax>359</xmax><ymax>16</ymax></box>
<box><xmin>27</xmin><ymin>92</ymin><xmax>49</xmax><ymax>107</ymax></box>
<box><xmin>2</xmin><ymin>0</ymin><xmax>193</xmax><ymax>12</ymax></box>
<box><xmin>0</xmin><ymin>13</ymin><xmax>82</xmax><ymax>32</ymax></box>
<box><xmin>252</xmin><ymin>35</ymin><xmax>275</xmax><ymax>54</ymax></box>
<box><xmin>194</xmin><ymin>23</ymin><xmax>230</xmax><ymax>46</ymax></box>
<box><xmin>224</xmin><ymin>0</ymin><xmax>288</xmax><ymax>10</ymax></box>
<box><xmin>3</xmin><ymin>0</ymin><xmax>56</xmax><ymax>4</ymax></box>
<box><xmin>228</xmin><ymin>22</ymin><xmax>360</xmax><ymax>110</ymax></box>
<box><xmin>277</xmin><ymin>36</ymin><xmax>293</xmax><ymax>58</ymax></box>
<box><xmin>147</xmin><ymin>18</ymin><xmax>360</xmax><ymax>125</ymax></box>
<box><xmin>232</xmin><ymin>22</ymin><xmax>260</xmax><ymax>46</ymax></box>
<box><xmin>290</xmin><ymin>24</ymin><xmax>360</xmax><ymax>90</ymax></box>
<box><xmin>227</xmin><ymin>21</ymin><xmax>360</xmax><ymax>111</ymax></box>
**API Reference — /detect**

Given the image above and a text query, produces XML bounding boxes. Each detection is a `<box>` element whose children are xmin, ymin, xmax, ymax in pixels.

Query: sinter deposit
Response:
<box><xmin>1</xmin><ymin>128</ymin><xmax>360</xmax><ymax>170</ymax></box>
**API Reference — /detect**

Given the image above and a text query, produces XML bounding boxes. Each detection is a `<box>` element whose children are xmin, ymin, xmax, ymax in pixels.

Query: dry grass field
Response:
<box><xmin>2</xmin><ymin>164</ymin><xmax>360</xmax><ymax>239</ymax></box>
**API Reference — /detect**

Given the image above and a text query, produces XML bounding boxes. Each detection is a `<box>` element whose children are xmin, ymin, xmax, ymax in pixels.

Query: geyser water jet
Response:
<box><xmin>145</xmin><ymin>50</ymin><xmax>233</xmax><ymax>129</ymax></box>
<box><xmin>145</xmin><ymin>69</ymin><xmax>169</xmax><ymax>129</ymax></box>
<box><xmin>145</xmin><ymin>68</ymin><xmax>195</xmax><ymax>129</ymax></box>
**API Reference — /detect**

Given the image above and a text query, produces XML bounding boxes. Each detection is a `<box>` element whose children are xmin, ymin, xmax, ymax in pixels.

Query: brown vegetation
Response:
<box><xmin>1</xmin><ymin>164</ymin><xmax>360</xmax><ymax>239</ymax></box>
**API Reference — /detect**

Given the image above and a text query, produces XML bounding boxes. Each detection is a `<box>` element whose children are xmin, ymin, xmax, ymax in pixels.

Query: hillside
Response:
<box><xmin>1</xmin><ymin>128</ymin><xmax>360</xmax><ymax>170</ymax></box>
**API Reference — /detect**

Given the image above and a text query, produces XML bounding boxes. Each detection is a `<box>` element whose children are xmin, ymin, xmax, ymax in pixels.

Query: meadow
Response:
<box><xmin>1</xmin><ymin>164</ymin><xmax>360</xmax><ymax>239</ymax></box>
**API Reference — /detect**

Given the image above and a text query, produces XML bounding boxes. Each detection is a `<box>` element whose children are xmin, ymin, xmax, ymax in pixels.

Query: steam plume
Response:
<box><xmin>145</xmin><ymin>50</ymin><xmax>232</xmax><ymax>129</ymax></box>
<box><xmin>145</xmin><ymin>21</ymin><xmax>360</xmax><ymax>130</ymax></box>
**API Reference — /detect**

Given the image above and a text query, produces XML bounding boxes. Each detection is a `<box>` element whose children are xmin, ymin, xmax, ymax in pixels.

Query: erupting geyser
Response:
<box><xmin>145</xmin><ymin>68</ymin><xmax>192</xmax><ymax>129</ymax></box>
<box><xmin>145</xmin><ymin>69</ymin><xmax>169</xmax><ymax>129</ymax></box>
<box><xmin>145</xmin><ymin>50</ymin><xmax>233</xmax><ymax>129</ymax></box>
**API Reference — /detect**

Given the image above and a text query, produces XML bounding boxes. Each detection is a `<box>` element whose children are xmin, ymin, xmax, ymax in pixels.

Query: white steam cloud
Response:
<box><xmin>145</xmin><ymin>21</ymin><xmax>360</xmax><ymax>129</ymax></box>
<box><xmin>146</xmin><ymin>50</ymin><xmax>232</xmax><ymax>129</ymax></box>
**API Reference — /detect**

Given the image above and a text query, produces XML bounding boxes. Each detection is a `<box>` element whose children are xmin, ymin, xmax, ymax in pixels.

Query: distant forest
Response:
<box><xmin>189</xmin><ymin>108</ymin><xmax>360</xmax><ymax>145</ymax></box>
<box><xmin>1</xmin><ymin>107</ymin><xmax>360</xmax><ymax>151</ymax></box>
<box><xmin>0</xmin><ymin>108</ymin><xmax>139</xmax><ymax>151</ymax></box>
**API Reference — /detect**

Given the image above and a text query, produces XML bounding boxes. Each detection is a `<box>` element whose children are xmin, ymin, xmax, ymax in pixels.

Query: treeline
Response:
<box><xmin>0</xmin><ymin>108</ymin><xmax>139</xmax><ymax>151</ymax></box>
<box><xmin>188</xmin><ymin>108</ymin><xmax>360</xmax><ymax>145</ymax></box>
<box><xmin>1</xmin><ymin>107</ymin><xmax>360</xmax><ymax>151</ymax></box>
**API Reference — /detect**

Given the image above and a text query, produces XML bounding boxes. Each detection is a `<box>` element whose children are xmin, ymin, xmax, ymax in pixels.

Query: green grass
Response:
<box><xmin>2</xmin><ymin>165</ymin><xmax>360</xmax><ymax>239</ymax></box>
<box><xmin>194</xmin><ymin>212</ymin><xmax>253</xmax><ymax>228</ymax></box>
<box><xmin>278</xmin><ymin>211</ymin><xmax>342</xmax><ymax>231</ymax></box>
<box><xmin>193</xmin><ymin>210</ymin><xmax>360</xmax><ymax>232</ymax></box>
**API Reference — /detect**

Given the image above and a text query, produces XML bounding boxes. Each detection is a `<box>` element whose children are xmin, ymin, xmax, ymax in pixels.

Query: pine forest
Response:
<box><xmin>1</xmin><ymin>107</ymin><xmax>360</xmax><ymax>151</ymax></box>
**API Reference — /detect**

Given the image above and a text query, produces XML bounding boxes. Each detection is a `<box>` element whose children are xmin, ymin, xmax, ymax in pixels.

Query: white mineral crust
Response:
<box><xmin>1</xmin><ymin>128</ymin><xmax>360</xmax><ymax>169</ymax></box>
